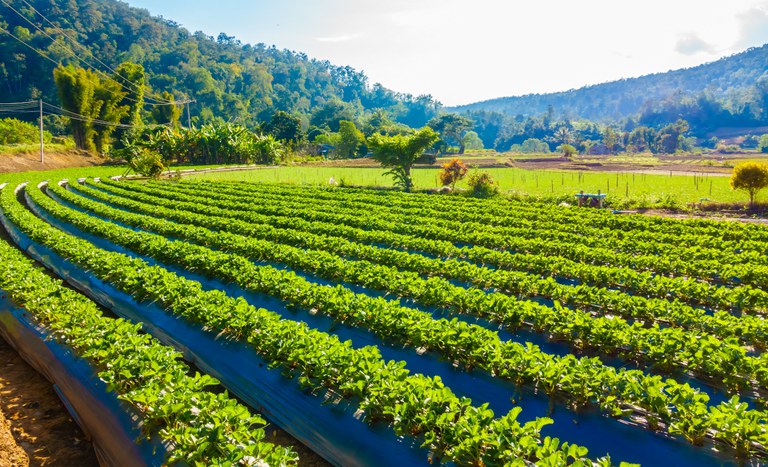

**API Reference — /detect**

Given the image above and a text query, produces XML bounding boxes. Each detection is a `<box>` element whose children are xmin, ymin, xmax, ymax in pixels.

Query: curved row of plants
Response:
<box><xmin>110</xmin><ymin>179</ymin><xmax>768</xmax><ymax>290</ymax></box>
<box><xmin>94</xmin><ymin>180</ymin><xmax>768</xmax><ymax>314</ymax></box>
<box><xmin>0</xmin><ymin>224</ymin><xmax>297</xmax><ymax>465</ymax></box>
<box><xmin>64</xmin><ymin>182</ymin><xmax>768</xmax><ymax>350</ymax></box>
<box><xmin>166</xmin><ymin>181</ymin><xmax>768</xmax><ymax>265</ymax></box>
<box><xmin>27</xmin><ymin>181</ymin><xmax>768</xmax><ymax>460</ymax></box>
<box><xmin>190</xmin><ymin>179</ymin><xmax>768</xmax><ymax>244</ymax></box>
<box><xmin>0</xmin><ymin>183</ymin><xmax>611</xmax><ymax>467</ymax></box>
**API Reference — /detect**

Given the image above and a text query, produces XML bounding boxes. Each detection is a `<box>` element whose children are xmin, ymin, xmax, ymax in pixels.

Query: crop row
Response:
<box><xmin>65</xmin><ymin>182</ymin><xmax>768</xmax><ymax>351</ymax></box>
<box><xmin>94</xmin><ymin>180</ymin><xmax>768</xmax><ymax>314</ymax></box>
<box><xmin>165</xmin><ymin>181</ymin><xmax>768</xmax><ymax>266</ymax></box>
<box><xmin>188</xmin><ymin>179</ymin><xmax>768</xmax><ymax>244</ymax></box>
<box><xmin>0</xmin><ymin>216</ymin><xmax>297</xmax><ymax>465</ymax></box>
<box><xmin>1</xmin><ymin>182</ymin><xmax>613</xmax><ymax>466</ymax></box>
<box><xmin>111</xmin><ymin>180</ymin><xmax>768</xmax><ymax>290</ymax></box>
<box><xmin>32</xmin><ymin>181</ymin><xmax>768</xmax><ymax>458</ymax></box>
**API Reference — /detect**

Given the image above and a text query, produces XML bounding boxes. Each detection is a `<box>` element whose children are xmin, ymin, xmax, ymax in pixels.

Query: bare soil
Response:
<box><xmin>0</xmin><ymin>151</ymin><xmax>109</xmax><ymax>174</ymax></box>
<box><xmin>0</xmin><ymin>337</ymin><xmax>98</xmax><ymax>467</ymax></box>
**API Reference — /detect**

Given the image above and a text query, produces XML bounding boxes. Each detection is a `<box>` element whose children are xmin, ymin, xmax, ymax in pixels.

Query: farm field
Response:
<box><xmin>1</xmin><ymin>173</ymin><xmax>768</xmax><ymax>465</ymax></box>
<box><xmin>188</xmin><ymin>165</ymin><xmax>764</xmax><ymax>205</ymax></box>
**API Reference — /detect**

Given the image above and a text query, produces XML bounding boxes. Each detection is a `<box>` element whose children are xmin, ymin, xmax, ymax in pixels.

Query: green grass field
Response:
<box><xmin>1</xmin><ymin>162</ymin><xmax>762</xmax><ymax>208</ymax></box>
<box><xmin>188</xmin><ymin>166</ymin><xmax>759</xmax><ymax>206</ymax></box>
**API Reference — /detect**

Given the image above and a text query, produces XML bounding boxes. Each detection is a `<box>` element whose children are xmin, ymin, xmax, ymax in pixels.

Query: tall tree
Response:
<box><xmin>368</xmin><ymin>127</ymin><xmax>438</xmax><ymax>192</ymax></box>
<box><xmin>114</xmin><ymin>62</ymin><xmax>145</xmax><ymax>126</ymax></box>
<box><xmin>53</xmin><ymin>65</ymin><xmax>99</xmax><ymax>150</ymax></box>
<box><xmin>263</xmin><ymin>110</ymin><xmax>303</xmax><ymax>146</ymax></box>
<box><xmin>92</xmin><ymin>76</ymin><xmax>128</xmax><ymax>153</ymax></box>
<box><xmin>150</xmin><ymin>91</ymin><xmax>183</xmax><ymax>128</ymax></box>
<box><xmin>336</xmin><ymin>120</ymin><xmax>365</xmax><ymax>158</ymax></box>
<box><xmin>730</xmin><ymin>162</ymin><xmax>768</xmax><ymax>207</ymax></box>
<box><xmin>427</xmin><ymin>113</ymin><xmax>474</xmax><ymax>154</ymax></box>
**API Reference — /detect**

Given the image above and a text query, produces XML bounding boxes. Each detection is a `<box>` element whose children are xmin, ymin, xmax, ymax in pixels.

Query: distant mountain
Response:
<box><xmin>450</xmin><ymin>45</ymin><xmax>768</xmax><ymax>123</ymax></box>
<box><xmin>0</xmin><ymin>0</ymin><xmax>440</xmax><ymax>129</ymax></box>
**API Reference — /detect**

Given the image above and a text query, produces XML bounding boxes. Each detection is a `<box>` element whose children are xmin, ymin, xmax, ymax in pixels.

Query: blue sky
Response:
<box><xmin>126</xmin><ymin>0</ymin><xmax>768</xmax><ymax>106</ymax></box>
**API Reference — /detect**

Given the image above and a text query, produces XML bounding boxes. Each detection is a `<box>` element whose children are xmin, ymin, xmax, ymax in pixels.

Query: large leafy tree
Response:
<box><xmin>368</xmin><ymin>127</ymin><xmax>438</xmax><ymax>192</ymax></box>
<box><xmin>263</xmin><ymin>110</ymin><xmax>303</xmax><ymax>146</ymax></box>
<box><xmin>336</xmin><ymin>120</ymin><xmax>365</xmax><ymax>158</ymax></box>
<box><xmin>427</xmin><ymin>113</ymin><xmax>474</xmax><ymax>154</ymax></box>
<box><xmin>730</xmin><ymin>162</ymin><xmax>768</xmax><ymax>207</ymax></box>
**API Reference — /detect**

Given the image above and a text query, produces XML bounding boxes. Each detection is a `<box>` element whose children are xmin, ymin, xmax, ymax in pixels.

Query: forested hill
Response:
<box><xmin>0</xmin><ymin>0</ymin><xmax>440</xmax><ymax>128</ymax></box>
<box><xmin>451</xmin><ymin>45</ymin><xmax>768</xmax><ymax>123</ymax></box>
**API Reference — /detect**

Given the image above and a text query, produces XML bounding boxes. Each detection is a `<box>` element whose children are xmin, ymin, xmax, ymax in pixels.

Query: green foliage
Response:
<box><xmin>560</xmin><ymin>143</ymin><xmax>577</xmax><ymax>158</ymax></box>
<box><xmin>0</xmin><ymin>0</ymin><xmax>441</xmax><ymax>135</ymax></box>
<box><xmin>53</xmin><ymin>65</ymin><xmax>99</xmax><ymax>150</ymax></box>
<box><xmin>427</xmin><ymin>113</ymin><xmax>474</xmax><ymax>154</ymax></box>
<box><xmin>53</xmin><ymin>64</ymin><xmax>133</xmax><ymax>153</ymax></box>
<box><xmin>5</xmin><ymin>181</ymin><xmax>611</xmax><ymax>467</ymax></box>
<box><xmin>263</xmin><ymin>111</ymin><xmax>304</xmax><ymax>147</ymax></box>
<box><xmin>759</xmin><ymin>134</ymin><xmax>768</xmax><ymax>153</ymax></box>
<box><xmin>730</xmin><ymin>162</ymin><xmax>768</xmax><ymax>206</ymax></box>
<box><xmin>149</xmin><ymin>92</ymin><xmax>182</xmax><ymax>128</ymax></box>
<box><xmin>114</xmin><ymin>62</ymin><xmax>145</xmax><ymax>127</ymax></box>
<box><xmin>0</xmin><ymin>118</ymin><xmax>51</xmax><ymax>145</ymax></box>
<box><xmin>467</xmin><ymin>171</ymin><xmax>498</xmax><ymax>197</ymax></box>
<box><xmin>454</xmin><ymin>44</ymin><xmax>768</xmax><ymax>128</ymax></box>
<box><xmin>0</xmin><ymin>202</ymin><xmax>296</xmax><ymax>465</ymax></box>
<box><xmin>120</xmin><ymin>123</ymin><xmax>283</xmax><ymax>166</ymax></box>
<box><xmin>461</xmin><ymin>130</ymin><xmax>484</xmax><ymax>150</ymax></box>
<box><xmin>510</xmin><ymin>138</ymin><xmax>551</xmax><ymax>153</ymax></box>
<box><xmin>335</xmin><ymin>120</ymin><xmax>365</xmax><ymax>159</ymax></box>
<box><xmin>44</xmin><ymin>178</ymin><xmax>768</xmax><ymax>463</ymax></box>
<box><xmin>367</xmin><ymin>127</ymin><xmax>439</xmax><ymax>191</ymax></box>
<box><xmin>129</xmin><ymin>149</ymin><xmax>165</xmax><ymax>178</ymax></box>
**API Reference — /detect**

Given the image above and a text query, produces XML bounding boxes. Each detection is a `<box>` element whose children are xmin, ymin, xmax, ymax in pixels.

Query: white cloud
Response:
<box><xmin>733</xmin><ymin>2</ymin><xmax>768</xmax><ymax>49</ymax></box>
<box><xmin>675</xmin><ymin>33</ymin><xmax>716</xmax><ymax>55</ymax></box>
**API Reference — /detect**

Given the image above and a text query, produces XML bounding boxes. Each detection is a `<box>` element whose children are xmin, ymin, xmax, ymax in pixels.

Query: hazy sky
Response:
<box><xmin>125</xmin><ymin>0</ymin><xmax>768</xmax><ymax>106</ymax></box>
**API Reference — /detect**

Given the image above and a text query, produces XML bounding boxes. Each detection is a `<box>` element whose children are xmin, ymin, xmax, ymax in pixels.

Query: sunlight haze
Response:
<box><xmin>122</xmin><ymin>0</ymin><xmax>768</xmax><ymax>105</ymax></box>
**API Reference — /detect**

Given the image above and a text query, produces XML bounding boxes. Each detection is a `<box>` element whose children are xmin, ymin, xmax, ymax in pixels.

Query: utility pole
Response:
<box><xmin>39</xmin><ymin>98</ymin><xmax>44</xmax><ymax>164</ymax></box>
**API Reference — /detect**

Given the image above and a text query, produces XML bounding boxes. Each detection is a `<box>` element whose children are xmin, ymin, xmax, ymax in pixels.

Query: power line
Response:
<box><xmin>0</xmin><ymin>100</ymin><xmax>37</xmax><ymax>106</ymax></box>
<box><xmin>0</xmin><ymin>5</ymin><xmax>153</xmax><ymax>107</ymax></box>
<box><xmin>15</xmin><ymin>0</ymin><xmax>173</xmax><ymax>105</ymax></box>
<box><xmin>0</xmin><ymin>23</ymin><xmax>61</xmax><ymax>68</ymax></box>
<box><xmin>1</xmin><ymin>0</ymin><xmax>190</xmax><ymax>107</ymax></box>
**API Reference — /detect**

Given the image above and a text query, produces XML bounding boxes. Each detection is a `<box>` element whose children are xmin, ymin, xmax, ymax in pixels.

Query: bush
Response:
<box><xmin>0</xmin><ymin>118</ymin><xmax>52</xmax><ymax>145</ymax></box>
<box><xmin>467</xmin><ymin>171</ymin><xmax>498</xmax><ymax>198</ymax></box>
<box><xmin>439</xmin><ymin>158</ymin><xmax>469</xmax><ymax>190</ymax></box>
<box><xmin>560</xmin><ymin>144</ymin><xmax>577</xmax><ymax>159</ymax></box>
<box><xmin>129</xmin><ymin>149</ymin><xmax>165</xmax><ymax>179</ymax></box>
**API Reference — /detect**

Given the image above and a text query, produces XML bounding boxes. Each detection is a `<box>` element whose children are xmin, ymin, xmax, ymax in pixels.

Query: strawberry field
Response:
<box><xmin>2</xmin><ymin>176</ymin><xmax>768</xmax><ymax>465</ymax></box>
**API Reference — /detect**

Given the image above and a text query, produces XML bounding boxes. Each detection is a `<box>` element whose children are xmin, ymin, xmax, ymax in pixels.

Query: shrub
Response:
<box><xmin>560</xmin><ymin>144</ymin><xmax>577</xmax><ymax>159</ymax></box>
<box><xmin>129</xmin><ymin>149</ymin><xmax>165</xmax><ymax>179</ymax></box>
<box><xmin>0</xmin><ymin>118</ymin><xmax>52</xmax><ymax>145</ymax></box>
<box><xmin>467</xmin><ymin>171</ymin><xmax>498</xmax><ymax>198</ymax></box>
<box><xmin>439</xmin><ymin>158</ymin><xmax>469</xmax><ymax>190</ymax></box>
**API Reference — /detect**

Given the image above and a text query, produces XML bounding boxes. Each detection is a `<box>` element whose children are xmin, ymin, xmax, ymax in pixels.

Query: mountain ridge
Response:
<box><xmin>449</xmin><ymin>44</ymin><xmax>768</xmax><ymax>123</ymax></box>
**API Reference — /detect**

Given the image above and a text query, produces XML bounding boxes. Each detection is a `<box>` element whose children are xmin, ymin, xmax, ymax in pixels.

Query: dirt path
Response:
<box><xmin>0</xmin><ymin>337</ymin><xmax>98</xmax><ymax>467</ymax></box>
<box><xmin>0</xmin><ymin>402</ymin><xmax>28</xmax><ymax>467</ymax></box>
<box><xmin>0</xmin><ymin>151</ymin><xmax>109</xmax><ymax>174</ymax></box>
